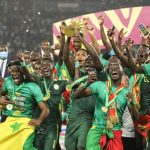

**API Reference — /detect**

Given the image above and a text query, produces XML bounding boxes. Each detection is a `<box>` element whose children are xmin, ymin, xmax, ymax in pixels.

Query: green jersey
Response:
<box><xmin>130</xmin><ymin>74</ymin><xmax>150</xmax><ymax>115</ymax></box>
<box><xmin>124</xmin><ymin>67</ymin><xmax>132</xmax><ymax>78</ymax></box>
<box><xmin>45</xmin><ymin>80</ymin><xmax>67</xmax><ymax>123</ymax></box>
<box><xmin>143</xmin><ymin>63</ymin><xmax>150</xmax><ymax>76</ymax></box>
<box><xmin>100</xmin><ymin>54</ymin><xmax>108</xmax><ymax>68</ymax></box>
<box><xmin>2</xmin><ymin>76</ymin><xmax>43</xmax><ymax>118</ymax></box>
<box><xmin>90</xmin><ymin>81</ymin><xmax>128</xmax><ymax>130</ymax></box>
<box><xmin>33</xmin><ymin>77</ymin><xmax>68</xmax><ymax>123</ymax></box>
<box><xmin>68</xmin><ymin>94</ymin><xmax>96</xmax><ymax>122</ymax></box>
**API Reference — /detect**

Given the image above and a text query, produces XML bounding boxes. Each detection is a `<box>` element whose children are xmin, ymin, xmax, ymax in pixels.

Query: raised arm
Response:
<box><xmin>87</xmin><ymin>25</ymin><xmax>100</xmax><ymax>55</ymax></box>
<box><xmin>147</xmin><ymin>26</ymin><xmax>150</xmax><ymax>47</ymax></box>
<box><xmin>74</xmin><ymin>73</ymin><xmax>97</xmax><ymax>99</ymax></box>
<box><xmin>126</xmin><ymin>43</ymin><xmax>144</xmax><ymax>73</ymax></box>
<box><xmin>117</xmin><ymin>28</ymin><xmax>127</xmax><ymax>49</ymax></box>
<box><xmin>57</xmin><ymin>22</ymin><xmax>66</xmax><ymax>66</ymax></box>
<box><xmin>63</xmin><ymin>37</ymin><xmax>75</xmax><ymax>78</ymax></box>
<box><xmin>98</xmin><ymin>16</ymin><xmax>112</xmax><ymax>52</ymax></box>
<box><xmin>107</xmin><ymin>29</ymin><xmax>129</xmax><ymax>67</ymax></box>
<box><xmin>77</xmin><ymin>31</ymin><xmax>103</xmax><ymax>71</ymax></box>
<box><xmin>74</xmin><ymin>61</ymin><xmax>80</xmax><ymax>81</ymax></box>
<box><xmin>16</xmin><ymin>51</ymin><xmax>35</xmax><ymax>82</ymax></box>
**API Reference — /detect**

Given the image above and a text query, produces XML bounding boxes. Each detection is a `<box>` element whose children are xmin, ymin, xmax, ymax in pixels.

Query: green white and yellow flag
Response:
<box><xmin>0</xmin><ymin>117</ymin><xmax>37</xmax><ymax>150</ymax></box>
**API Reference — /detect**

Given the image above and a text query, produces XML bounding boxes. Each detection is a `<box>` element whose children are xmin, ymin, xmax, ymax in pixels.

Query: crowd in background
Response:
<box><xmin>0</xmin><ymin>1</ymin><xmax>150</xmax><ymax>150</ymax></box>
<box><xmin>0</xmin><ymin>0</ymin><xmax>149</xmax><ymax>57</ymax></box>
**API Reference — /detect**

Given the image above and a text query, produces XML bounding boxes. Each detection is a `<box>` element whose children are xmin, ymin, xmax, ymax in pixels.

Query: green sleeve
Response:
<box><xmin>124</xmin><ymin>67</ymin><xmax>132</xmax><ymax>78</ymax></box>
<box><xmin>2</xmin><ymin>80</ymin><xmax>7</xmax><ymax>93</ymax></box>
<box><xmin>100</xmin><ymin>54</ymin><xmax>108</xmax><ymax>68</ymax></box>
<box><xmin>143</xmin><ymin>63</ymin><xmax>150</xmax><ymax>76</ymax></box>
<box><xmin>31</xmin><ymin>84</ymin><xmax>43</xmax><ymax>104</ymax></box>
<box><xmin>89</xmin><ymin>81</ymin><xmax>101</xmax><ymax>94</ymax></box>
<box><xmin>1</xmin><ymin>77</ymin><xmax>10</xmax><ymax>93</ymax></box>
<box><xmin>129</xmin><ymin>75</ymin><xmax>134</xmax><ymax>88</ymax></box>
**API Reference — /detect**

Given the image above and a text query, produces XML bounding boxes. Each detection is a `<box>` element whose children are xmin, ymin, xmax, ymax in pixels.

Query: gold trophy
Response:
<box><xmin>64</xmin><ymin>19</ymin><xmax>84</xmax><ymax>37</ymax></box>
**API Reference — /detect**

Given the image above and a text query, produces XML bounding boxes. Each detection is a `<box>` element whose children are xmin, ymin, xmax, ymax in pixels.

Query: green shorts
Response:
<box><xmin>34</xmin><ymin>122</ymin><xmax>61</xmax><ymax>150</ymax></box>
<box><xmin>86</xmin><ymin>125</ymin><xmax>103</xmax><ymax>150</ymax></box>
<box><xmin>65</xmin><ymin>119</ymin><xmax>92</xmax><ymax>150</ymax></box>
<box><xmin>86</xmin><ymin>125</ymin><xmax>123</xmax><ymax>150</ymax></box>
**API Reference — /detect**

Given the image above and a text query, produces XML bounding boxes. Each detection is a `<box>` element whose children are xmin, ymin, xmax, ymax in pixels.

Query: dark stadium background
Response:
<box><xmin>0</xmin><ymin>0</ymin><xmax>149</xmax><ymax>59</ymax></box>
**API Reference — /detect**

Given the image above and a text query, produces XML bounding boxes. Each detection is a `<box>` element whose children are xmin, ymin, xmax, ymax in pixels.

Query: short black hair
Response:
<box><xmin>7</xmin><ymin>60</ymin><xmax>20</xmax><ymax>68</ymax></box>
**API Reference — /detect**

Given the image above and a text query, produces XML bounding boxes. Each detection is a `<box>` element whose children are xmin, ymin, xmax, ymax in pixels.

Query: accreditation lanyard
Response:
<box><xmin>105</xmin><ymin>81</ymin><xmax>124</xmax><ymax>108</ymax></box>
<box><xmin>43</xmin><ymin>78</ymin><xmax>54</xmax><ymax>93</ymax></box>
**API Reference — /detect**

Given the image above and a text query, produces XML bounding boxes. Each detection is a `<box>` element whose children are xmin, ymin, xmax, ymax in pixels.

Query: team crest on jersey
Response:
<box><xmin>54</xmin><ymin>84</ymin><xmax>59</xmax><ymax>90</ymax></box>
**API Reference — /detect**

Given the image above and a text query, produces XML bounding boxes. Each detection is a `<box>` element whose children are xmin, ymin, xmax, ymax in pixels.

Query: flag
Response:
<box><xmin>0</xmin><ymin>117</ymin><xmax>37</xmax><ymax>150</ymax></box>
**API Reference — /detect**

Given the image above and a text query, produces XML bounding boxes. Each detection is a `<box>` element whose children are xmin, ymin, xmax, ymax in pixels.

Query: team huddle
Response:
<box><xmin>0</xmin><ymin>16</ymin><xmax>150</xmax><ymax>150</ymax></box>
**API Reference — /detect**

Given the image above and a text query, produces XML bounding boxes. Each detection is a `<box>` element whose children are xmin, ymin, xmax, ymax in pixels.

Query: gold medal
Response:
<box><xmin>6</xmin><ymin>104</ymin><xmax>13</xmax><ymax>110</ymax></box>
<box><xmin>43</xmin><ymin>91</ymin><xmax>50</xmax><ymax>101</ymax></box>
<box><xmin>13</xmin><ymin>110</ymin><xmax>21</xmax><ymax>115</ymax></box>
<box><xmin>101</xmin><ymin>106</ymin><xmax>108</xmax><ymax>113</ymax></box>
<box><xmin>66</xmin><ymin>85</ymin><xmax>72</xmax><ymax>92</ymax></box>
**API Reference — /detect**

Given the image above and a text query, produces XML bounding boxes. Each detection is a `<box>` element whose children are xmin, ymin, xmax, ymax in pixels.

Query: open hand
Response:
<box><xmin>125</xmin><ymin>38</ymin><xmax>134</xmax><ymax>51</ymax></box>
<box><xmin>88</xmin><ymin>71</ymin><xmax>97</xmax><ymax>84</ymax></box>
<box><xmin>82</xmin><ymin>17</ymin><xmax>89</xmax><ymax>26</ymax></box>
<box><xmin>107</xmin><ymin>29</ymin><xmax>115</xmax><ymax>40</ymax></box>
<box><xmin>87</xmin><ymin>25</ymin><xmax>95</xmax><ymax>34</ymax></box>
<box><xmin>126</xmin><ymin>92</ymin><xmax>134</xmax><ymax>104</ymax></box>
<box><xmin>118</xmin><ymin>28</ymin><xmax>127</xmax><ymax>40</ymax></box>
<box><xmin>16</xmin><ymin>50</ymin><xmax>25</xmax><ymax>62</ymax></box>
<box><xmin>60</xmin><ymin>22</ymin><xmax>67</xmax><ymax>35</ymax></box>
<box><xmin>0</xmin><ymin>96</ymin><xmax>13</xmax><ymax>106</ymax></box>
<box><xmin>98</xmin><ymin>16</ymin><xmax>104</xmax><ymax>25</ymax></box>
<box><xmin>28</xmin><ymin>119</ymin><xmax>42</xmax><ymax>127</ymax></box>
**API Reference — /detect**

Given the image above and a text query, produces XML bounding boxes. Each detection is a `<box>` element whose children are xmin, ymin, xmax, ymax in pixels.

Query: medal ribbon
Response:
<box><xmin>43</xmin><ymin>78</ymin><xmax>54</xmax><ymax>101</ymax></box>
<box><xmin>105</xmin><ymin>81</ymin><xmax>124</xmax><ymax>108</ymax></box>
<box><xmin>132</xmin><ymin>74</ymin><xmax>144</xmax><ymax>109</ymax></box>
<box><xmin>105</xmin><ymin>80</ymin><xmax>124</xmax><ymax>127</ymax></box>
<box><xmin>43</xmin><ymin>78</ymin><xmax>54</xmax><ymax>93</ymax></box>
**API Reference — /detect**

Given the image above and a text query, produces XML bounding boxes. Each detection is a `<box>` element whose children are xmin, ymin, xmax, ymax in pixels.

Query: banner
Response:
<box><xmin>0</xmin><ymin>117</ymin><xmax>36</xmax><ymax>150</ymax></box>
<box><xmin>53</xmin><ymin>6</ymin><xmax>150</xmax><ymax>48</ymax></box>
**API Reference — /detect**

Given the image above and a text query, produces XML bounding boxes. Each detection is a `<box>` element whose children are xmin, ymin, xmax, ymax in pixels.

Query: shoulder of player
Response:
<box><xmin>24</xmin><ymin>82</ymin><xmax>40</xmax><ymax>88</ymax></box>
<box><xmin>90</xmin><ymin>81</ymin><xmax>106</xmax><ymax>86</ymax></box>
<box><xmin>4</xmin><ymin>76</ymin><xmax>13</xmax><ymax>82</ymax></box>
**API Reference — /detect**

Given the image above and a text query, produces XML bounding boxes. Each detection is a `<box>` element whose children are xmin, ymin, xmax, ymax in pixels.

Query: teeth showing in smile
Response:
<box><xmin>112</xmin><ymin>72</ymin><xmax>117</xmax><ymax>76</ymax></box>
<box><xmin>14</xmin><ymin>78</ymin><xmax>20</xmax><ymax>84</ymax></box>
